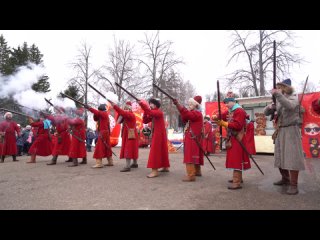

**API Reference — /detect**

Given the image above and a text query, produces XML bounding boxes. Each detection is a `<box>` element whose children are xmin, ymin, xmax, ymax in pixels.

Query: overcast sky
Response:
<box><xmin>1</xmin><ymin>30</ymin><xmax>320</xmax><ymax>99</ymax></box>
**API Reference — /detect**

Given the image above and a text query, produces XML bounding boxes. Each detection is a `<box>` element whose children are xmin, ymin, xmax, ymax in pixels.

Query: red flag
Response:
<box><xmin>300</xmin><ymin>92</ymin><xmax>320</xmax><ymax>159</ymax></box>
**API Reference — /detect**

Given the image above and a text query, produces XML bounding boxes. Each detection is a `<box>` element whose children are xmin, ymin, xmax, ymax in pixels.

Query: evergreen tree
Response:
<box><xmin>31</xmin><ymin>75</ymin><xmax>51</xmax><ymax>93</ymax></box>
<box><xmin>60</xmin><ymin>84</ymin><xmax>83</xmax><ymax>108</ymax></box>
<box><xmin>0</xmin><ymin>34</ymin><xmax>11</xmax><ymax>75</ymax></box>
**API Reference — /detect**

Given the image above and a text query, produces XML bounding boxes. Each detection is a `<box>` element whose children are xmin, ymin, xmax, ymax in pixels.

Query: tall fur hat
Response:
<box><xmin>189</xmin><ymin>95</ymin><xmax>202</xmax><ymax>106</ymax></box>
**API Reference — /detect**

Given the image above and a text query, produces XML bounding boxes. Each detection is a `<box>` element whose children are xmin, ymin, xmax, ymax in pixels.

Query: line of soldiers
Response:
<box><xmin>0</xmin><ymin>79</ymin><xmax>310</xmax><ymax>194</ymax></box>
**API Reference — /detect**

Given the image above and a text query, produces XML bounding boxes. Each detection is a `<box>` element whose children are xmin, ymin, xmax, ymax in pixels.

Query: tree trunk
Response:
<box><xmin>259</xmin><ymin>30</ymin><xmax>265</xmax><ymax>96</ymax></box>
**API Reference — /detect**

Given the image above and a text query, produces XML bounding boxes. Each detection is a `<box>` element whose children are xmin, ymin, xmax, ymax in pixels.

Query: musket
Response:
<box><xmin>232</xmin><ymin>134</ymin><xmax>264</xmax><ymax>175</ymax></box>
<box><xmin>217</xmin><ymin>80</ymin><xmax>223</xmax><ymax>150</ymax></box>
<box><xmin>44</xmin><ymin>98</ymin><xmax>63</xmax><ymax>114</ymax></box>
<box><xmin>15</xmin><ymin>103</ymin><xmax>40</xmax><ymax>113</ymax></box>
<box><xmin>88</xmin><ymin>83</ymin><xmax>115</xmax><ymax>104</ymax></box>
<box><xmin>114</xmin><ymin>82</ymin><xmax>140</xmax><ymax>101</ymax></box>
<box><xmin>153</xmin><ymin>83</ymin><xmax>216</xmax><ymax>170</ymax></box>
<box><xmin>14</xmin><ymin>103</ymin><xmax>51</xmax><ymax>116</ymax></box>
<box><xmin>60</xmin><ymin>93</ymin><xmax>88</xmax><ymax>108</ymax></box>
<box><xmin>189</xmin><ymin>128</ymin><xmax>216</xmax><ymax>170</ymax></box>
<box><xmin>299</xmin><ymin>75</ymin><xmax>309</xmax><ymax>117</ymax></box>
<box><xmin>270</xmin><ymin>40</ymin><xmax>277</xmax><ymax>121</ymax></box>
<box><xmin>0</xmin><ymin>107</ymin><xmax>32</xmax><ymax>119</ymax></box>
<box><xmin>153</xmin><ymin>83</ymin><xmax>175</xmax><ymax>100</ymax></box>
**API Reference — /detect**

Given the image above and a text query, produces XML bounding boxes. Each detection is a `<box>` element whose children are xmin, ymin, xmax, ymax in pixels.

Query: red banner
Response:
<box><xmin>205</xmin><ymin>102</ymin><xmax>229</xmax><ymax>152</ymax></box>
<box><xmin>300</xmin><ymin>92</ymin><xmax>320</xmax><ymax>159</ymax></box>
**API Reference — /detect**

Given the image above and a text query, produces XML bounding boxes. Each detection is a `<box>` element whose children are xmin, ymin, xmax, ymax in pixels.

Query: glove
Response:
<box><xmin>172</xmin><ymin>99</ymin><xmax>178</xmax><ymax>105</ymax></box>
<box><xmin>216</xmin><ymin>120</ymin><xmax>228</xmax><ymax>128</ymax></box>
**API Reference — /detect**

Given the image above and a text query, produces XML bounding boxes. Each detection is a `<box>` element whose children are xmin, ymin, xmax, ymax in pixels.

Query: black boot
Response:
<box><xmin>68</xmin><ymin>158</ymin><xmax>78</xmax><ymax>167</ymax></box>
<box><xmin>12</xmin><ymin>155</ymin><xmax>18</xmax><ymax>161</ymax></box>
<box><xmin>79</xmin><ymin>157</ymin><xmax>87</xmax><ymax>164</ymax></box>
<box><xmin>47</xmin><ymin>156</ymin><xmax>58</xmax><ymax>165</ymax></box>
<box><xmin>0</xmin><ymin>156</ymin><xmax>5</xmax><ymax>163</ymax></box>
<box><xmin>65</xmin><ymin>157</ymin><xmax>72</xmax><ymax>162</ymax></box>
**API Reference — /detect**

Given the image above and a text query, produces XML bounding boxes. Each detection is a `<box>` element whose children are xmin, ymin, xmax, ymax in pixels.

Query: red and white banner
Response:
<box><xmin>300</xmin><ymin>92</ymin><xmax>320</xmax><ymax>159</ymax></box>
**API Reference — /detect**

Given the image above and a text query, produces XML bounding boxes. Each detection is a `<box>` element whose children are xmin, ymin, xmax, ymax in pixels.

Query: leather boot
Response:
<box><xmin>273</xmin><ymin>168</ymin><xmax>290</xmax><ymax>185</ymax></box>
<box><xmin>65</xmin><ymin>157</ymin><xmax>72</xmax><ymax>162</ymax></box>
<box><xmin>228</xmin><ymin>170</ymin><xmax>242</xmax><ymax>190</ymax></box>
<box><xmin>182</xmin><ymin>164</ymin><xmax>196</xmax><ymax>182</ymax></box>
<box><xmin>147</xmin><ymin>168</ymin><xmax>158</xmax><ymax>178</ymax></box>
<box><xmin>0</xmin><ymin>155</ymin><xmax>5</xmax><ymax>163</ymax></box>
<box><xmin>79</xmin><ymin>157</ymin><xmax>87</xmax><ymax>164</ymax></box>
<box><xmin>12</xmin><ymin>155</ymin><xmax>18</xmax><ymax>161</ymax></box>
<box><xmin>92</xmin><ymin>159</ymin><xmax>103</xmax><ymax>168</ymax></box>
<box><xmin>228</xmin><ymin>174</ymin><xmax>243</xmax><ymax>183</ymax></box>
<box><xmin>47</xmin><ymin>156</ymin><xmax>58</xmax><ymax>165</ymax></box>
<box><xmin>287</xmin><ymin>170</ymin><xmax>299</xmax><ymax>195</ymax></box>
<box><xmin>26</xmin><ymin>154</ymin><xmax>36</xmax><ymax>163</ymax></box>
<box><xmin>104</xmin><ymin>157</ymin><xmax>114</xmax><ymax>166</ymax></box>
<box><xmin>68</xmin><ymin>158</ymin><xmax>78</xmax><ymax>167</ymax></box>
<box><xmin>195</xmin><ymin>165</ymin><xmax>202</xmax><ymax>176</ymax></box>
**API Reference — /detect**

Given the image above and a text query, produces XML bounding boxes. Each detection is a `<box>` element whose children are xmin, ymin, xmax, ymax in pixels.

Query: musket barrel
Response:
<box><xmin>0</xmin><ymin>107</ymin><xmax>32</xmax><ymax>118</ymax></box>
<box><xmin>115</xmin><ymin>82</ymin><xmax>139</xmax><ymax>101</ymax></box>
<box><xmin>217</xmin><ymin>80</ymin><xmax>223</xmax><ymax>150</ymax></box>
<box><xmin>60</xmin><ymin>93</ymin><xmax>86</xmax><ymax>107</ymax></box>
<box><xmin>153</xmin><ymin>84</ymin><xmax>174</xmax><ymax>100</ymax></box>
<box><xmin>88</xmin><ymin>83</ymin><xmax>107</xmax><ymax>99</ymax></box>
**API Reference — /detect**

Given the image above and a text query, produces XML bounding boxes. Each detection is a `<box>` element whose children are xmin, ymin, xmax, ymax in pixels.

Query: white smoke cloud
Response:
<box><xmin>13</xmin><ymin>90</ymin><xmax>49</xmax><ymax>110</ymax></box>
<box><xmin>52</xmin><ymin>98</ymin><xmax>76</xmax><ymax>109</ymax></box>
<box><xmin>0</xmin><ymin>62</ymin><xmax>76</xmax><ymax>112</ymax></box>
<box><xmin>0</xmin><ymin>63</ymin><xmax>46</xmax><ymax>98</ymax></box>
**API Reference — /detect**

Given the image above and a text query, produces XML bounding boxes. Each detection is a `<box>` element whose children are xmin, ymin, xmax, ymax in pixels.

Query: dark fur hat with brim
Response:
<box><xmin>149</xmin><ymin>98</ymin><xmax>161</xmax><ymax>108</ymax></box>
<box><xmin>276</xmin><ymin>78</ymin><xmax>294</xmax><ymax>93</ymax></box>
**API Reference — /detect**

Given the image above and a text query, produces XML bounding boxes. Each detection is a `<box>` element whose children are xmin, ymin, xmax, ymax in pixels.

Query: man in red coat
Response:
<box><xmin>139</xmin><ymin>98</ymin><xmax>170</xmax><ymax>178</ymax></box>
<box><xmin>202</xmin><ymin>115</ymin><xmax>215</xmax><ymax>155</ymax></box>
<box><xmin>112</xmin><ymin>101</ymin><xmax>139</xmax><ymax>172</ymax></box>
<box><xmin>173</xmin><ymin>96</ymin><xmax>204</xmax><ymax>181</ymax></box>
<box><xmin>46</xmin><ymin>108</ymin><xmax>73</xmax><ymax>165</ymax></box>
<box><xmin>0</xmin><ymin>112</ymin><xmax>20</xmax><ymax>162</ymax></box>
<box><xmin>67</xmin><ymin>108</ymin><xmax>87</xmax><ymax>167</ymax></box>
<box><xmin>27</xmin><ymin>114</ymin><xmax>53</xmax><ymax>163</ymax></box>
<box><xmin>87</xmin><ymin>104</ymin><xmax>113</xmax><ymax>168</ymax></box>
<box><xmin>212</xmin><ymin>92</ymin><xmax>251</xmax><ymax>190</ymax></box>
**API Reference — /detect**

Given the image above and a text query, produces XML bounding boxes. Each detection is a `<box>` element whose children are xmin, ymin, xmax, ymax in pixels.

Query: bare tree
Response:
<box><xmin>226</xmin><ymin>30</ymin><xmax>305</xmax><ymax>96</ymax></box>
<box><xmin>68</xmin><ymin>42</ymin><xmax>97</xmax><ymax>126</ymax></box>
<box><xmin>138</xmin><ymin>31</ymin><xmax>184</xmax><ymax>97</ymax></box>
<box><xmin>96</xmin><ymin>36</ymin><xmax>144</xmax><ymax>104</ymax></box>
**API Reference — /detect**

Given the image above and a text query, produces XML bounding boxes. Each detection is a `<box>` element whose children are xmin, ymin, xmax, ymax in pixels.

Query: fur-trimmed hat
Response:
<box><xmin>149</xmin><ymin>98</ymin><xmax>161</xmax><ymax>108</ymax></box>
<box><xmin>189</xmin><ymin>95</ymin><xmax>202</xmax><ymax>106</ymax></box>
<box><xmin>124</xmin><ymin>101</ymin><xmax>132</xmax><ymax>110</ymax></box>
<box><xmin>75</xmin><ymin>108</ymin><xmax>84</xmax><ymax>116</ymax></box>
<box><xmin>223</xmin><ymin>91</ymin><xmax>236</xmax><ymax>103</ymax></box>
<box><xmin>4</xmin><ymin>112</ymin><xmax>12</xmax><ymax>119</ymax></box>
<box><xmin>98</xmin><ymin>104</ymin><xmax>106</xmax><ymax>111</ymax></box>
